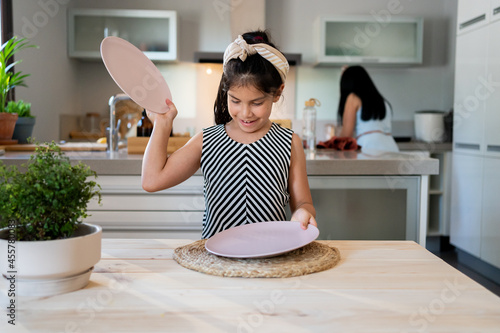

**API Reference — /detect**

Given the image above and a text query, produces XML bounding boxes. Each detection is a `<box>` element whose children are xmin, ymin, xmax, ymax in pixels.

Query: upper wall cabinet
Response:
<box><xmin>68</xmin><ymin>9</ymin><xmax>178</xmax><ymax>62</ymax></box>
<box><xmin>315</xmin><ymin>16</ymin><xmax>423</xmax><ymax>66</ymax></box>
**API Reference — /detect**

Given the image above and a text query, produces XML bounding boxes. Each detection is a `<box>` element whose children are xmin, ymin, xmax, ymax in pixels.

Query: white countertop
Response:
<box><xmin>0</xmin><ymin>148</ymin><xmax>438</xmax><ymax>176</ymax></box>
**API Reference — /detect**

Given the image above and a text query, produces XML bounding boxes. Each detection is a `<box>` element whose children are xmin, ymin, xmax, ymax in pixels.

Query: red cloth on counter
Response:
<box><xmin>316</xmin><ymin>136</ymin><xmax>361</xmax><ymax>151</ymax></box>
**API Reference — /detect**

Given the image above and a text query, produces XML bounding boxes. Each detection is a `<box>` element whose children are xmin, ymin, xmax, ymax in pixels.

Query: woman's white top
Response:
<box><xmin>355</xmin><ymin>103</ymin><xmax>399</xmax><ymax>153</ymax></box>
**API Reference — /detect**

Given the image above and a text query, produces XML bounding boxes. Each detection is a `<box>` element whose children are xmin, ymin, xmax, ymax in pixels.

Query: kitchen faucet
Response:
<box><xmin>108</xmin><ymin>93</ymin><xmax>130</xmax><ymax>152</ymax></box>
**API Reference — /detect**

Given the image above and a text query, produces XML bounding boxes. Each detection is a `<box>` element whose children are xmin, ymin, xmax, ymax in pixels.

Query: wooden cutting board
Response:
<box><xmin>128</xmin><ymin>136</ymin><xmax>190</xmax><ymax>154</ymax></box>
<box><xmin>4</xmin><ymin>142</ymin><xmax>125</xmax><ymax>152</ymax></box>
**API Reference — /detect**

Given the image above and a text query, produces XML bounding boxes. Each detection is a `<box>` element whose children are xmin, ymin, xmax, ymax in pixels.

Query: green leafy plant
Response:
<box><xmin>5</xmin><ymin>100</ymin><xmax>33</xmax><ymax>118</ymax></box>
<box><xmin>0</xmin><ymin>141</ymin><xmax>102</xmax><ymax>241</ymax></box>
<box><xmin>0</xmin><ymin>36</ymin><xmax>37</xmax><ymax>113</ymax></box>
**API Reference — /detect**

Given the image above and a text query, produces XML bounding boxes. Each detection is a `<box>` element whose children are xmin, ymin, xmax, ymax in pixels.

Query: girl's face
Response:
<box><xmin>227</xmin><ymin>84</ymin><xmax>283</xmax><ymax>133</ymax></box>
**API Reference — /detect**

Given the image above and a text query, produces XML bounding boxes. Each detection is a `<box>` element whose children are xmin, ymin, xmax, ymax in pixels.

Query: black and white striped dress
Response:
<box><xmin>200</xmin><ymin>122</ymin><xmax>293</xmax><ymax>239</ymax></box>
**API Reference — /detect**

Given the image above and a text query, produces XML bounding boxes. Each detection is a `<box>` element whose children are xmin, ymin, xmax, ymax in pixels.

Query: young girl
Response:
<box><xmin>142</xmin><ymin>31</ymin><xmax>317</xmax><ymax>239</ymax></box>
<box><xmin>337</xmin><ymin>65</ymin><xmax>399</xmax><ymax>152</ymax></box>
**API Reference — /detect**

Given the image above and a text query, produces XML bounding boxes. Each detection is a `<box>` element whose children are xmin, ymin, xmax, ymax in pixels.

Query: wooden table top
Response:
<box><xmin>1</xmin><ymin>239</ymin><xmax>499</xmax><ymax>332</ymax></box>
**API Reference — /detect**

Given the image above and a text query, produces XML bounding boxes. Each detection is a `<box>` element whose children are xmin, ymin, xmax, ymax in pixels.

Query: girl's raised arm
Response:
<box><xmin>141</xmin><ymin>99</ymin><xmax>202</xmax><ymax>192</ymax></box>
<box><xmin>288</xmin><ymin>133</ymin><xmax>317</xmax><ymax>230</ymax></box>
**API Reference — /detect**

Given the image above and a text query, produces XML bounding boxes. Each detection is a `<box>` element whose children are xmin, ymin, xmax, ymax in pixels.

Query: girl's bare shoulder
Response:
<box><xmin>290</xmin><ymin>132</ymin><xmax>306</xmax><ymax>164</ymax></box>
<box><xmin>291</xmin><ymin>132</ymin><xmax>302</xmax><ymax>147</ymax></box>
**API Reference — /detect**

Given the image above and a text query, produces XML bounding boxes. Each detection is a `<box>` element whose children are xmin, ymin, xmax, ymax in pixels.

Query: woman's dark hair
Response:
<box><xmin>214</xmin><ymin>30</ymin><xmax>284</xmax><ymax>125</ymax></box>
<box><xmin>337</xmin><ymin>65</ymin><xmax>388</xmax><ymax>122</ymax></box>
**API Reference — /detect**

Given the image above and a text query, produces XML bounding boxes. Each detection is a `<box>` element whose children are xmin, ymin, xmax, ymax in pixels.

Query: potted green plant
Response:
<box><xmin>0</xmin><ymin>109</ymin><xmax>17</xmax><ymax>142</ymax></box>
<box><xmin>0</xmin><ymin>141</ymin><xmax>102</xmax><ymax>297</ymax></box>
<box><xmin>0</xmin><ymin>36</ymin><xmax>36</xmax><ymax>142</ymax></box>
<box><xmin>6</xmin><ymin>100</ymin><xmax>35</xmax><ymax>143</ymax></box>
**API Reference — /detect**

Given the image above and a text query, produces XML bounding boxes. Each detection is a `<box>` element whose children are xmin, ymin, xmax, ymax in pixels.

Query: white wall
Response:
<box><xmin>13</xmin><ymin>0</ymin><xmax>79</xmax><ymax>142</ymax></box>
<box><xmin>12</xmin><ymin>0</ymin><xmax>457</xmax><ymax>141</ymax></box>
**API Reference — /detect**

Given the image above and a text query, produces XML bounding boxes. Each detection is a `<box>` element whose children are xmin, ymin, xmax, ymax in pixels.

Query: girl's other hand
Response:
<box><xmin>291</xmin><ymin>207</ymin><xmax>318</xmax><ymax>230</ymax></box>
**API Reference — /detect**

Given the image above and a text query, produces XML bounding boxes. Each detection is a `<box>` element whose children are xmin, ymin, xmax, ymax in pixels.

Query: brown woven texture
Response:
<box><xmin>173</xmin><ymin>240</ymin><xmax>341</xmax><ymax>278</ymax></box>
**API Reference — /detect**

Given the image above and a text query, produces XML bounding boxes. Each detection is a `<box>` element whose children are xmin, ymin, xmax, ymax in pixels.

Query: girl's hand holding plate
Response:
<box><xmin>291</xmin><ymin>207</ymin><xmax>318</xmax><ymax>230</ymax></box>
<box><xmin>146</xmin><ymin>99</ymin><xmax>178</xmax><ymax>128</ymax></box>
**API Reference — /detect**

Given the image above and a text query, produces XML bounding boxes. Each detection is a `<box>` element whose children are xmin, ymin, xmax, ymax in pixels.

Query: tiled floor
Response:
<box><xmin>434</xmin><ymin>248</ymin><xmax>500</xmax><ymax>297</ymax></box>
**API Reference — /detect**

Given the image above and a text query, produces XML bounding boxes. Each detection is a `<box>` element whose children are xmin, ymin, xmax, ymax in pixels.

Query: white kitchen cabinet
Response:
<box><xmin>315</xmin><ymin>16</ymin><xmax>423</xmax><ymax>66</ymax></box>
<box><xmin>452</xmin><ymin>1</ymin><xmax>500</xmax><ymax>274</ymax></box>
<box><xmin>307</xmin><ymin>175</ymin><xmax>425</xmax><ymax>245</ymax></box>
<box><xmin>491</xmin><ymin>0</ymin><xmax>500</xmax><ymax>22</ymax></box>
<box><xmin>68</xmin><ymin>9</ymin><xmax>177</xmax><ymax>61</ymax></box>
<box><xmin>450</xmin><ymin>153</ymin><xmax>483</xmax><ymax>257</ymax></box>
<box><xmin>457</xmin><ymin>0</ymin><xmax>490</xmax><ymax>34</ymax></box>
<box><xmin>484</xmin><ymin>20</ymin><xmax>500</xmax><ymax>156</ymax></box>
<box><xmin>453</xmin><ymin>28</ymin><xmax>488</xmax><ymax>154</ymax></box>
<box><xmin>85</xmin><ymin>173</ymin><xmax>427</xmax><ymax>244</ymax></box>
<box><xmin>85</xmin><ymin>175</ymin><xmax>204</xmax><ymax>238</ymax></box>
<box><xmin>481</xmin><ymin>156</ymin><xmax>500</xmax><ymax>268</ymax></box>
<box><xmin>396</xmin><ymin>147</ymin><xmax>452</xmax><ymax>242</ymax></box>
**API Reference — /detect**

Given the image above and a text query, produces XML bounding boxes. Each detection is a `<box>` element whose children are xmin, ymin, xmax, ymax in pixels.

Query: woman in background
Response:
<box><xmin>337</xmin><ymin>65</ymin><xmax>399</xmax><ymax>152</ymax></box>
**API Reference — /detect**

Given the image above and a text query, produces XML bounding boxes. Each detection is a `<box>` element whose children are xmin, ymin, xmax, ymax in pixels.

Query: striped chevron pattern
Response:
<box><xmin>200</xmin><ymin>123</ymin><xmax>293</xmax><ymax>239</ymax></box>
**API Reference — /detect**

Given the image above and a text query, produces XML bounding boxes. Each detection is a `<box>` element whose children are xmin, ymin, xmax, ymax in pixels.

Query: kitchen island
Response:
<box><xmin>1</xmin><ymin>239</ymin><xmax>499</xmax><ymax>332</ymax></box>
<box><xmin>0</xmin><ymin>149</ymin><xmax>438</xmax><ymax>246</ymax></box>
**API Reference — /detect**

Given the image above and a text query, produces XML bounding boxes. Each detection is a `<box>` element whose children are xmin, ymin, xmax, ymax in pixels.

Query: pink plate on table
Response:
<box><xmin>205</xmin><ymin>221</ymin><xmax>319</xmax><ymax>258</ymax></box>
<box><xmin>100</xmin><ymin>36</ymin><xmax>172</xmax><ymax>114</ymax></box>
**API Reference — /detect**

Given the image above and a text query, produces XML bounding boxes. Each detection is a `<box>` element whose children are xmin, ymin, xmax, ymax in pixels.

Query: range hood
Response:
<box><xmin>194</xmin><ymin>51</ymin><xmax>302</xmax><ymax>66</ymax></box>
<box><xmin>194</xmin><ymin>0</ymin><xmax>301</xmax><ymax>66</ymax></box>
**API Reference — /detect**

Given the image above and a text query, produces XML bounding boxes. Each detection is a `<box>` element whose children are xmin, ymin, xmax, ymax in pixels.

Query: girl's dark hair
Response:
<box><xmin>337</xmin><ymin>65</ymin><xmax>388</xmax><ymax>122</ymax></box>
<box><xmin>214</xmin><ymin>30</ymin><xmax>284</xmax><ymax>125</ymax></box>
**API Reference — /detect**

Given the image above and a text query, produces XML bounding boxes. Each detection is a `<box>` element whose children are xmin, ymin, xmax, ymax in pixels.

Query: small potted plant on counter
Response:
<box><xmin>0</xmin><ymin>141</ymin><xmax>102</xmax><ymax>297</ymax></box>
<box><xmin>6</xmin><ymin>100</ymin><xmax>35</xmax><ymax>143</ymax></box>
<box><xmin>0</xmin><ymin>36</ymin><xmax>36</xmax><ymax>143</ymax></box>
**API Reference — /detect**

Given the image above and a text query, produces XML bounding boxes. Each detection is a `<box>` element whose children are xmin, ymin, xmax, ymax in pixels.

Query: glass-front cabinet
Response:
<box><xmin>68</xmin><ymin>9</ymin><xmax>177</xmax><ymax>61</ymax></box>
<box><xmin>316</xmin><ymin>16</ymin><xmax>423</xmax><ymax>66</ymax></box>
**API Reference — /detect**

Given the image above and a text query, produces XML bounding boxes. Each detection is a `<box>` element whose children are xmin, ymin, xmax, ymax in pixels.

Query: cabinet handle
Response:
<box><xmin>487</xmin><ymin>145</ymin><xmax>500</xmax><ymax>152</ymax></box>
<box><xmin>459</xmin><ymin>14</ymin><xmax>486</xmax><ymax>30</ymax></box>
<box><xmin>494</xmin><ymin>7</ymin><xmax>500</xmax><ymax>16</ymax></box>
<box><xmin>455</xmin><ymin>142</ymin><xmax>480</xmax><ymax>150</ymax></box>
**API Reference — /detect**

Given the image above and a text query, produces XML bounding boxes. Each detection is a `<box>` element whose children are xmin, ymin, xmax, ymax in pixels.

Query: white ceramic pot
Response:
<box><xmin>0</xmin><ymin>223</ymin><xmax>102</xmax><ymax>296</ymax></box>
<box><xmin>414</xmin><ymin>111</ymin><xmax>446</xmax><ymax>143</ymax></box>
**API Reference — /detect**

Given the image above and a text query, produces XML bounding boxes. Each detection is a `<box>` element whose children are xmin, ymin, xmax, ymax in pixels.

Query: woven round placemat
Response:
<box><xmin>173</xmin><ymin>240</ymin><xmax>341</xmax><ymax>278</ymax></box>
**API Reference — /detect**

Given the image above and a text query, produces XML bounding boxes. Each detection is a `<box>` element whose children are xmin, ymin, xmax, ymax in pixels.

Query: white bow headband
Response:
<box><xmin>223</xmin><ymin>35</ymin><xmax>289</xmax><ymax>83</ymax></box>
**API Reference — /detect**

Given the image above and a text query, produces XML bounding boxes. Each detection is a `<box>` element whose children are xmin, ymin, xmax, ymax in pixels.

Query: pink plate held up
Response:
<box><xmin>205</xmin><ymin>221</ymin><xmax>320</xmax><ymax>258</ymax></box>
<box><xmin>100</xmin><ymin>36</ymin><xmax>172</xmax><ymax>114</ymax></box>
